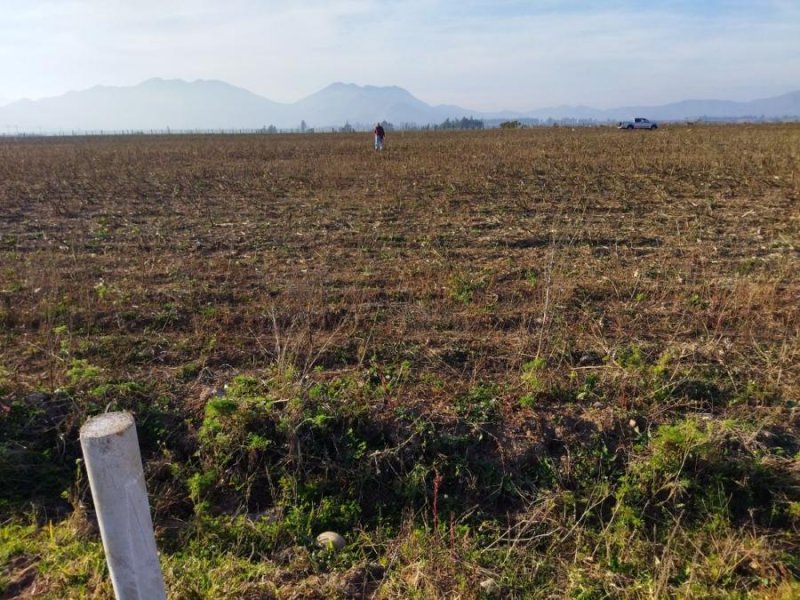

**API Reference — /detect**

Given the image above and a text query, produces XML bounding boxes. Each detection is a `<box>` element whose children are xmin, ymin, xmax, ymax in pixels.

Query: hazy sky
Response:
<box><xmin>1</xmin><ymin>0</ymin><xmax>798</xmax><ymax>110</ymax></box>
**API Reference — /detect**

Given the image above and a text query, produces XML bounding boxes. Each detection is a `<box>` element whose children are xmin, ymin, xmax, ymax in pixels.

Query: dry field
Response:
<box><xmin>1</xmin><ymin>125</ymin><xmax>799</xmax><ymax>598</ymax></box>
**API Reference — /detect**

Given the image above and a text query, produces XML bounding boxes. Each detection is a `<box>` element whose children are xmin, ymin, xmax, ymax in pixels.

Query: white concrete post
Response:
<box><xmin>80</xmin><ymin>412</ymin><xmax>167</xmax><ymax>600</ymax></box>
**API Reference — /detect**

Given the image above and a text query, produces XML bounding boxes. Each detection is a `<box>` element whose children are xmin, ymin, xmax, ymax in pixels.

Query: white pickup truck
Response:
<box><xmin>618</xmin><ymin>118</ymin><xmax>658</xmax><ymax>130</ymax></box>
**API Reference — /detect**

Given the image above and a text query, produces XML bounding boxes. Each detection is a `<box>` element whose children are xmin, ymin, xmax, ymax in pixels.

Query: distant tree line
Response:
<box><xmin>433</xmin><ymin>117</ymin><xmax>484</xmax><ymax>130</ymax></box>
<box><xmin>8</xmin><ymin>114</ymin><xmax>798</xmax><ymax>139</ymax></box>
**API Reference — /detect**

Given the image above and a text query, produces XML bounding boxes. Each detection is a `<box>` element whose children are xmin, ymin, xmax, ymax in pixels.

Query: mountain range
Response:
<box><xmin>1</xmin><ymin>78</ymin><xmax>798</xmax><ymax>133</ymax></box>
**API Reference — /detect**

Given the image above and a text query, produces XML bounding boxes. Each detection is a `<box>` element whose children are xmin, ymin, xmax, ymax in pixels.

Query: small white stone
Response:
<box><xmin>479</xmin><ymin>578</ymin><xmax>499</xmax><ymax>595</ymax></box>
<box><xmin>316</xmin><ymin>531</ymin><xmax>346</xmax><ymax>552</ymax></box>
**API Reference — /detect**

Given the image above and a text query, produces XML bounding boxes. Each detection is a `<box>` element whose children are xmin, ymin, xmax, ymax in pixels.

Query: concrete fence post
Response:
<box><xmin>80</xmin><ymin>412</ymin><xmax>167</xmax><ymax>600</ymax></box>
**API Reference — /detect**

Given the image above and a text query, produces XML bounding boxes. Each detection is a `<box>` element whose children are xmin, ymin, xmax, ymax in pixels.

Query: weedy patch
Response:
<box><xmin>448</xmin><ymin>271</ymin><xmax>487</xmax><ymax>305</ymax></box>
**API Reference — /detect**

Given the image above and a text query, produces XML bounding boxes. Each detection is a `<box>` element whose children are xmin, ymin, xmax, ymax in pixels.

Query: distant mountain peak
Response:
<box><xmin>0</xmin><ymin>79</ymin><xmax>797</xmax><ymax>132</ymax></box>
<box><xmin>138</xmin><ymin>77</ymin><xmax>239</xmax><ymax>88</ymax></box>
<box><xmin>326</xmin><ymin>82</ymin><xmax>358</xmax><ymax>89</ymax></box>
<box><xmin>319</xmin><ymin>82</ymin><xmax>409</xmax><ymax>94</ymax></box>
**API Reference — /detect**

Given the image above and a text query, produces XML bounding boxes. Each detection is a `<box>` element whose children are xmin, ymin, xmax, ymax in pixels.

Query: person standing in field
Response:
<box><xmin>374</xmin><ymin>123</ymin><xmax>385</xmax><ymax>151</ymax></box>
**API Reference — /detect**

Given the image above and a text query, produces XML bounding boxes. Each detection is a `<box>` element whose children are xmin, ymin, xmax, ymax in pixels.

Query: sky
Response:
<box><xmin>1</xmin><ymin>0</ymin><xmax>798</xmax><ymax>111</ymax></box>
